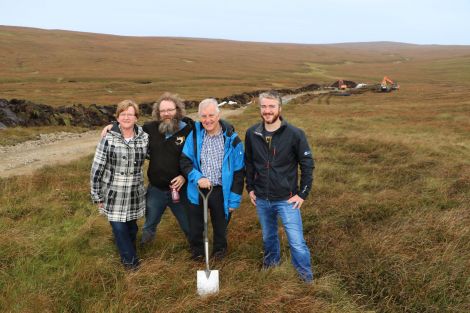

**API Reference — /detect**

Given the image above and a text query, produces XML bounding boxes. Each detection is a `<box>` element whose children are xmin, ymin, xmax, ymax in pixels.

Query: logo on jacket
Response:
<box><xmin>304</xmin><ymin>150</ymin><xmax>311</xmax><ymax>156</ymax></box>
<box><xmin>175</xmin><ymin>136</ymin><xmax>185</xmax><ymax>145</ymax></box>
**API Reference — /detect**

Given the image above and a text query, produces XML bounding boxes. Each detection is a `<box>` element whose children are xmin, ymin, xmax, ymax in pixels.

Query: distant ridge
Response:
<box><xmin>3</xmin><ymin>25</ymin><xmax>466</xmax><ymax>46</ymax></box>
<box><xmin>1</xmin><ymin>25</ymin><xmax>470</xmax><ymax>105</ymax></box>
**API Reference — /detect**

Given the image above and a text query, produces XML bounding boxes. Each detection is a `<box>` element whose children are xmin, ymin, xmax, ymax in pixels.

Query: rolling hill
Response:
<box><xmin>1</xmin><ymin>25</ymin><xmax>470</xmax><ymax>106</ymax></box>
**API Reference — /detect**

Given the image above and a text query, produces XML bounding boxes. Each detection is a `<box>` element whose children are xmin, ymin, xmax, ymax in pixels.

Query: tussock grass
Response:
<box><xmin>286</xmin><ymin>85</ymin><xmax>470</xmax><ymax>312</ymax></box>
<box><xmin>2</xmin><ymin>82</ymin><xmax>469</xmax><ymax>312</ymax></box>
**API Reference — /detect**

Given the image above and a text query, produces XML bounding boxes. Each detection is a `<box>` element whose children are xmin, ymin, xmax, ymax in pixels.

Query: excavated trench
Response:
<box><xmin>0</xmin><ymin>83</ymin><xmax>322</xmax><ymax>129</ymax></box>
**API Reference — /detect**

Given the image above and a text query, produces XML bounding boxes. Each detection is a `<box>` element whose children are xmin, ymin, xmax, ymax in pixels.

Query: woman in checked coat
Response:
<box><xmin>90</xmin><ymin>100</ymin><xmax>149</xmax><ymax>270</ymax></box>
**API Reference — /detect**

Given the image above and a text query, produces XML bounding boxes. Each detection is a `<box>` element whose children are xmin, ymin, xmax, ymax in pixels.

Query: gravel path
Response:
<box><xmin>0</xmin><ymin>130</ymin><xmax>101</xmax><ymax>178</ymax></box>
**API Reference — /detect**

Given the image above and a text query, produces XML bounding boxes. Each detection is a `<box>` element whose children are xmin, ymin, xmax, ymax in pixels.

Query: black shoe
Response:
<box><xmin>260</xmin><ymin>262</ymin><xmax>279</xmax><ymax>271</ymax></box>
<box><xmin>140</xmin><ymin>231</ymin><xmax>155</xmax><ymax>247</ymax></box>
<box><xmin>124</xmin><ymin>260</ymin><xmax>140</xmax><ymax>272</ymax></box>
<box><xmin>211</xmin><ymin>249</ymin><xmax>226</xmax><ymax>261</ymax></box>
<box><xmin>190</xmin><ymin>248</ymin><xmax>204</xmax><ymax>261</ymax></box>
<box><xmin>190</xmin><ymin>253</ymin><xmax>204</xmax><ymax>262</ymax></box>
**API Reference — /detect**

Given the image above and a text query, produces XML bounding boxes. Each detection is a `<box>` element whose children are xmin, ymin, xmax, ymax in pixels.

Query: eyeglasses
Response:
<box><xmin>119</xmin><ymin>113</ymin><xmax>136</xmax><ymax>118</ymax></box>
<box><xmin>159</xmin><ymin>108</ymin><xmax>176</xmax><ymax>114</ymax></box>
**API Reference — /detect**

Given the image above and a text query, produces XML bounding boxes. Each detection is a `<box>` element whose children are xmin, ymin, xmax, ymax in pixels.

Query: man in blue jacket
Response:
<box><xmin>245</xmin><ymin>90</ymin><xmax>314</xmax><ymax>282</ymax></box>
<box><xmin>180</xmin><ymin>98</ymin><xmax>245</xmax><ymax>261</ymax></box>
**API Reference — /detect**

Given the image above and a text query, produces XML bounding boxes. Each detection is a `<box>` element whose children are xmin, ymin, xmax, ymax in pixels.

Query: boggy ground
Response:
<box><xmin>0</xmin><ymin>81</ymin><xmax>469</xmax><ymax>312</ymax></box>
<box><xmin>1</xmin><ymin>25</ymin><xmax>470</xmax><ymax>312</ymax></box>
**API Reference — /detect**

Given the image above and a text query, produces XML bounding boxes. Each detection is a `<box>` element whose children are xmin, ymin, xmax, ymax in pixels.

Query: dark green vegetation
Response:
<box><xmin>1</xmin><ymin>26</ymin><xmax>469</xmax><ymax>312</ymax></box>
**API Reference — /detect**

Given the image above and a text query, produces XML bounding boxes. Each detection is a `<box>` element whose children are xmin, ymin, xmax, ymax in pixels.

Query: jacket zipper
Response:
<box><xmin>255</xmin><ymin>131</ymin><xmax>271</xmax><ymax>199</ymax></box>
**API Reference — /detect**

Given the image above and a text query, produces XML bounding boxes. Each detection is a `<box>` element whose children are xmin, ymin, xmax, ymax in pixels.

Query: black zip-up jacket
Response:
<box><xmin>143</xmin><ymin>117</ymin><xmax>194</xmax><ymax>190</ymax></box>
<box><xmin>244</xmin><ymin>118</ymin><xmax>314</xmax><ymax>201</ymax></box>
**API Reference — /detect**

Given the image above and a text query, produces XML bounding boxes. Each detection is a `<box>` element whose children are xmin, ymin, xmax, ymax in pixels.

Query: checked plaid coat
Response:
<box><xmin>90</xmin><ymin>124</ymin><xmax>149</xmax><ymax>222</ymax></box>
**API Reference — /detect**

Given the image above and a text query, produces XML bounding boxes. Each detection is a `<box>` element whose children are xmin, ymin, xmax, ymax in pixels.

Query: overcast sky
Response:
<box><xmin>1</xmin><ymin>0</ymin><xmax>469</xmax><ymax>45</ymax></box>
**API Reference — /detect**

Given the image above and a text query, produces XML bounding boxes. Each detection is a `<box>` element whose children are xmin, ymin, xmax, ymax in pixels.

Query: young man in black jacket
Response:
<box><xmin>245</xmin><ymin>90</ymin><xmax>314</xmax><ymax>282</ymax></box>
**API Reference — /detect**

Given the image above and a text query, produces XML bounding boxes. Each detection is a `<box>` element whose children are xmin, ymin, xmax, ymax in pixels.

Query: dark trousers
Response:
<box><xmin>142</xmin><ymin>184</ymin><xmax>190</xmax><ymax>241</ymax></box>
<box><xmin>188</xmin><ymin>186</ymin><xmax>229</xmax><ymax>256</ymax></box>
<box><xmin>109</xmin><ymin>220</ymin><xmax>139</xmax><ymax>268</ymax></box>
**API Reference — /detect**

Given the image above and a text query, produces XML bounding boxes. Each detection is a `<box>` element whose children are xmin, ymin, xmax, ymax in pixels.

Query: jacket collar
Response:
<box><xmin>181</xmin><ymin>116</ymin><xmax>195</xmax><ymax>126</ymax></box>
<box><xmin>110</xmin><ymin>123</ymin><xmax>143</xmax><ymax>139</ymax></box>
<box><xmin>220</xmin><ymin>119</ymin><xmax>235</xmax><ymax>137</ymax></box>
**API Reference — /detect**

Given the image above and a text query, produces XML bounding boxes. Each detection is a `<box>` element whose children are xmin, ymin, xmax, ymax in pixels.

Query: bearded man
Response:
<box><xmin>139</xmin><ymin>92</ymin><xmax>194</xmax><ymax>245</ymax></box>
<box><xmin>244</xmin><ymin>90</ymin><xmax>314</xmax><ymax>282</ymax></box>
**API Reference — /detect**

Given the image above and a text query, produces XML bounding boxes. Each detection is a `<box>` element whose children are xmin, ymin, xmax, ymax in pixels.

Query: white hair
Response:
<box><xmin>198</xmin><ymin>98</ymin><xmax>220</xmax><ymax>115</ymax></box>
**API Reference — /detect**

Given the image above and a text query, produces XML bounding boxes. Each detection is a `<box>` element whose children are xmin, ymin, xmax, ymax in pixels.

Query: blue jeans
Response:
<box><xmin>142</xmin><ymin>184</ymin><xmax>189</xmax><ymax>243</ymax></box>
<box><xmin>109</xmin><ymin>220</ymin><xmax>139</xmax><ymax>268</ymax></box>
<box><xmin>256</xmin><ymin>198</ymin><xmax>313</xmax><ymax>282</ymax></box>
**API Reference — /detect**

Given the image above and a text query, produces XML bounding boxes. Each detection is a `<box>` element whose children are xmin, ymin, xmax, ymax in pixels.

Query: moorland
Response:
<box><xmin>0</xmin><ymin>26</ymin><xmax>469</xmax><ymax>312</ymax></box>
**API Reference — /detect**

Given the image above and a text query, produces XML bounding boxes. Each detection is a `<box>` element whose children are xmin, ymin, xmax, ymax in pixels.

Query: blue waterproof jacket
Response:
<box><xmin>180</xmin><ymin>119</ymin><xmax>245</xmax><ymax>219</ymax></box>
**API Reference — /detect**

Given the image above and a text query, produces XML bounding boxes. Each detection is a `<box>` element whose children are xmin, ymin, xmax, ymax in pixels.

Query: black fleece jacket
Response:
<box><xmin>143</xmin><ymin>117</ymin><xmax>194</xmax><ymax>190</ymax></box>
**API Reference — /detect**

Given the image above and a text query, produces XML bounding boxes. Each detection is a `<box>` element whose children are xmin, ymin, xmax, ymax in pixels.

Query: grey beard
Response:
<box><xmin>158</xmin><ymin>118</ymin><xmax>180</xmax><ymax>134</ymax></box>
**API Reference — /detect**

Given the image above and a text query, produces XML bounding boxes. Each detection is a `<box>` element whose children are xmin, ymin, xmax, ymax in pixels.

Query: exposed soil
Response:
<box><xmin>0</xmin><ymin>107</ymin><xmax>247</xmax><ymax>178</ymax></box>
<box><xmin>0</xmin><ymin>83</ymin><xmax>321</xmax><ymax>128</ymax></box>
<box><xmin>0</xmin><ymin>90</ymin><xmax>323</xmax><ymax>178</ymax></box>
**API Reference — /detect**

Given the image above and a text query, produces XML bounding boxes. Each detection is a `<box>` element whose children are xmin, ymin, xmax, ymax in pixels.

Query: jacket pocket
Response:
<box><xmin>130</xmin><ymin>186</ymin><xmax>145</xmax><ymax>205</ymax></box>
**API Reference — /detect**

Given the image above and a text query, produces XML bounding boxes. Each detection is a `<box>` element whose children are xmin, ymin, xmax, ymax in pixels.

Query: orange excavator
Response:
<box><xmin>380</xmin><ymin>76</ymin><xmax>400</xmax><ymax>92</ymax></box>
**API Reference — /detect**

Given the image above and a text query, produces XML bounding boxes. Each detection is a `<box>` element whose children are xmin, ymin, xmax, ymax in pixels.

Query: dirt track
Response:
<box><xmin>0</xmin><ymin>107</ymin><xmax>246</xmax><ymax>178</ymax></box>
<box><xmin>0</xmin><ymin>130</ymin><xmax>102</xmax><ymax>177</ymax></box>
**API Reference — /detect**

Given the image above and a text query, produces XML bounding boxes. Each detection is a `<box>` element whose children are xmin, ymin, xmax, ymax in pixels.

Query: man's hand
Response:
<box><xmin>170</xmin><ymin>175</ymin><xmax>186</xmax><ymax>191</ymax></box>
<box><xmin>229</xmin><ymin>208</ymin><xmax>235</xmax><ymax>213</ymax></box>
<box><xmin>100</xmin><ymin>124</ymin><xmax>113</xmax><ymax>138</ymax></box>
<box><xmin>249</xmin><ymin>190</ymin><xmax>256</xmax><ymax>206</ymax></box>
<box><xmin>97</xmin><ymin>202</ymin><xmax>104</xmax><ymax>209</ymax></box>
<box><xmin>287</xmin><ymin>195</ymin><xmax>304</xmax><ymax>209</ymax></box>
<box><xmin>197</xmin><ymin>177</ymin><xmax>211</xmax><ymax>189</ymax></box>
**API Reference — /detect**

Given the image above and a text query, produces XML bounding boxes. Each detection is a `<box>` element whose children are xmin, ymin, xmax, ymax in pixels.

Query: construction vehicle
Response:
<box><xmin>338</xmin><ymin>79</ymin><xmax>348</xmax><ymax>90</ymax></box>
<box><xmin>380</xmin><ymin>76</ymin><xmax>400</xmax><ymax>92</ymax></box>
